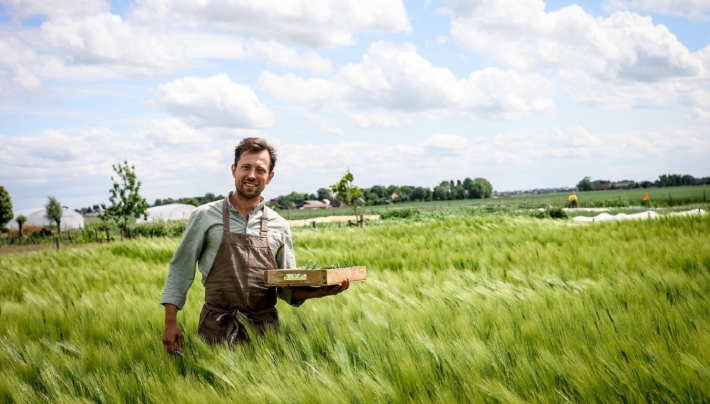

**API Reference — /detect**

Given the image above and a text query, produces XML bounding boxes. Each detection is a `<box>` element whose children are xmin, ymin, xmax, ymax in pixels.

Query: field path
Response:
<box><xmin>287</xmin><ymin>215</ymin><xmax>381</xmax><ymax>227</ymax></box>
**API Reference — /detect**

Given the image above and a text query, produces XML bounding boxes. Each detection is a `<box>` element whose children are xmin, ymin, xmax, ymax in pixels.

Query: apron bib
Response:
<box><xmin>197</xmin><ymin>195</ymin><xmax>278</xmax><ymax>344</ymax></box>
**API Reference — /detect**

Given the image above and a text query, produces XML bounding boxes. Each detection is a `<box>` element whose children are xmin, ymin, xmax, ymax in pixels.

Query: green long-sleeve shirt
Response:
<box><xmin>160</xmin><ymin>197</ymin><xmax>300</xmax><ymax>310</ymax></box>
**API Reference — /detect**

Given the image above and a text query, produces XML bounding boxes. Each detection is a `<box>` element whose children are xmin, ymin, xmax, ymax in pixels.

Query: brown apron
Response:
<box><xmin>197</xmin><ymin>195</ymin><xmax>278</xmax><ymax>344</ymax></box>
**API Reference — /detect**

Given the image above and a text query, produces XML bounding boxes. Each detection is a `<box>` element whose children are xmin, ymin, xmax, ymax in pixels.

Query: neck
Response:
<box><xmin>230</xmin><ymin>191</ymin><xmax>261</xmax><ymax>219</ymax></box>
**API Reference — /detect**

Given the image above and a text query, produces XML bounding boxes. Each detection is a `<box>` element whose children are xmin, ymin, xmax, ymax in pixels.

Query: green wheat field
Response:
<box><xmin>1</xmin><ymin>213</ymin><xmax>709</xmax><ymax>403</ymax></box>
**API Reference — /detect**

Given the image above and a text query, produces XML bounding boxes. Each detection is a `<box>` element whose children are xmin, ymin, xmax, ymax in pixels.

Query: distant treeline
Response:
<box><xmin>95</xmin><ymin>174</ymin><xmax>708</xmax><ymax>213</ymax></box>
<box><xmin>578</xmin><ymin>174</ymin><xmax>709</xmax><ymax>192</ymax></box>
<box><xmin>153</xmin><ymin>193</ymin><xmax>225</xmax><ymax>207</ymax></box>
<box><xmin>655</xmin><ymin>174</ymin><xmax>708</xmax><ymax>187</ymax></box>
<box><xmin>270</xmin><ymin>178</ymin><xmax>494</xmax><ymax>210</ymax></box>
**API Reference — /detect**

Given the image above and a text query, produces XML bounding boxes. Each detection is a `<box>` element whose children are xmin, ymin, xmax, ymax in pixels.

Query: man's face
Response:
<box><xmin>231</xmin><ymin>150</ymin><xmax>274</xmax><ymax>201</ymax></box>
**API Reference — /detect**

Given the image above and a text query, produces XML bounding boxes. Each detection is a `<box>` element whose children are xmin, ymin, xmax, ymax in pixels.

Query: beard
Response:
<box><xmin>236</xmin><ymin>181</ymin><xmax>263</xmax><ymax>201</ymax></box>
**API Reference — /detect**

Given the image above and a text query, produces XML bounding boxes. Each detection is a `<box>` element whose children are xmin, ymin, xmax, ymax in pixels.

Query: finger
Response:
<box><xmin>328</xmin><ymin>284</ymin><xmax>341</xmax><ymax>296</ymax></box>
<box><xmin>164</xmin><ymin>337</ymin><xmax>174</xmax><ymax>354</ymax></box>
<box><xmin>177</xmin><ymin>332</ymin><xmax>184</xmax><ymax>351</ymax></box>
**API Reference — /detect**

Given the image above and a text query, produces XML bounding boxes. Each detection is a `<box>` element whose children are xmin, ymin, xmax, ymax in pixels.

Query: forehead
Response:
<box><xmin>237</xmin><ymin>149</ymin><xmax>271</xmax><ymax>168</ymax></box>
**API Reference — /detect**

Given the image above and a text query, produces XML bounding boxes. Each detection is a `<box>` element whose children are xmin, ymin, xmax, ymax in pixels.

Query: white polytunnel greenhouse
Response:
<box><xmin>5</xmin><ymin>207</ymin><xmax>85</xmax><ymax>231</ymax></box>
<box><xmin>136</xmin><ymin>204</ymin><xmax>196</xmax><ymax>223</ymax></box>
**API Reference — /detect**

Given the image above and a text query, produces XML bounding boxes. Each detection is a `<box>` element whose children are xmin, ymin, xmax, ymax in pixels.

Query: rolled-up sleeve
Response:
<box><xmin>160</xmin><ymin>210</ymin><xmax>205</xmax><ymax>310</ymax></box>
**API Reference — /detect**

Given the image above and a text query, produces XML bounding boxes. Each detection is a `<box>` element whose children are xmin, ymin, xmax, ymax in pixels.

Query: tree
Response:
<box><xmin>396</xmin><ymin>186</ymin><xmax>413</xmax><ymax>202</ymax></box>
<box><xmin>577</xmin><ymin>176</ymin><xmax>594</xmax><ymax>191</ymax></box>
<box><xmin>453</xmin><ymin>184</ymin><xmax>466</xmax><ymax>200</ymax></box>
<box><xmin>0</xmin><ymin>185</ymin><xmax>12</xmax><ymax>228</ymax></box>
<box><xmin>279</xmin><ymin>191</ymin><xmax>311</xmax><ymax>209</ymax></box>
<box><xmin>433</xmin><ymin>184</ymin><xmax>449</xmax><ymax>200</ymax></box>
<box><xmin>467</xmin><ymin>178</ymin><xmax>493</xmax><ymax>199</ymax></box>
<box><xmin>316</xmin><ymin>188</ymin><xmax>333</xmax><ymax>201</ymax></box>
<box><xmin>412</xmin><ymin>186</ymin><xmax>432</xmax><ymax>201</ymax></box>
<box><xmin>370</xmin><ymin>185</ymin><xmax>386</xmax><ymax>198</ymax></box>
<box><xmin>45</xmin><ymin>196</ymin><xmax>63</xmax><ymax>234</ymax></box>
<box><xmin>330</xmin><ymin>169</ymin><xmax>363</xmax><ymax>218</ymax></box>
<box><xmin>101</xmin><ymin>160</ymin><xmax>149</xmax><ymax>232</ymax></box>
<box><xmin>16</xmin><ymin>215</ymin><xmax>27</xmax><ymax>238</ymax></box>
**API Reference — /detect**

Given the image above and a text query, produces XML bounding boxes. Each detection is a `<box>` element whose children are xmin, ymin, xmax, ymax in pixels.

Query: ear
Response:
<box><xmin>231</xmin><ymin>164</ymin><xmax>237</xmax><ymax>178</ymax></box>
<box><xmin>266</xmin><ymin>170</ymin><xmax>275</xmax><ymax>184</ymax></box>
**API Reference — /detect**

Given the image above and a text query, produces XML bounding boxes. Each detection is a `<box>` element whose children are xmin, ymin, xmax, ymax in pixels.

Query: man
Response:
<box><xmin>568</xmin><ymin>191</ymin><xmax>578</xmax><ymax>208</ymax></box>
<box><xmin>161</xmin><ymin>137</ymin><xmax>349</xmax><ymax>354</ymax></box>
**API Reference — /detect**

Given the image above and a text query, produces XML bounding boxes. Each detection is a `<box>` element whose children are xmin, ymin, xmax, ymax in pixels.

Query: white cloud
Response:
<box><xmin>0</xmin><ymin>28</ymin><xmax>126</xmax><ymax>92</ymax></box>
<box><xmin>259</xmin><ymin>72</ymin><xmax>350</xmax><ymax>110</ymax></box>
<box><xmin>349</xmin><ymin>112</ymin><xmax>401</xmax><ymax>128</ymax></box>
<box><xmin>0</xmin><ymin>0</ymin><xmax>109</xmax><ymax>18</ymax></box>
<box><xmin>1</xmin><ymin>22</ymin><xmax>331</xmax><ymax>94</ymax></box>
<box><xmin>2</xmin><ymin>123</ymin><xmax>707</xmax><ymax>211</ymax></box>
<box><xmin>0</xmin><ymin>35</ymin><xmax>42</xmax><ymax>94</ymax></box>
<box><xmin>0</xmin><ymin>128</ymin><xmax>128</xmax><ymax>186</ymax></box>
<box><xmin>446</xmin><ymin>0</ymin><xmax>710</xmax><ymax>107</ymax></box>
<box><xmin>0</xmin><ymin>126</ymin><xmax>229</xmax><ymax>209</ymax></box>
<box><xmin>157</xmin><ymin>74</ymin><xmax>275</xmax><ymax>129</ymax></box>
<box><xmin>260</xmin><ymin>42</ymin><xmax>553</xmax><ymax>120</ymax></box>
<box><xmin>687</xmin><ymin>107</ymin><xmax>710</xmax><ymax>124</ymax></box>
<box><xmin>40</xmin><ymin>13</ymin><xmax>182</xmax><ymax>76</ymax></box>
<box><xmin>174</xmin><ymin>33</ymin><xmax>331</xmax><ymax>73</ymax></box>
<box><xmin>268</xmin><ymin>124</ymin><xmax>710</xmax><ymax>195</ymax></box>
<box><xmin>130</xmin><ymin>0</ymin><xmax>411</xmax><ymax>47</ymax></box>
<box><xmin>422</xmin><ymin>133</ymin><xmax>469</xmax><ymax>155</ymax></box>
<box><xmin>136</xmin><ymin>118</ymin><xmax>211</xmax><ymax>148</ymax></box>
<box><xmin>304</xmin><ymin>113</ymin><xmax>345</xmax><ymax>137</ymax></box>
<box><xmin>603</xmin><ymin>0</ymin><xmax>710</xmax><ymax>21</ymax></box>
<box><xmin>13</xmin><ymin>65</ymin><xmax>42</xmax><ymax>90</ymax></box>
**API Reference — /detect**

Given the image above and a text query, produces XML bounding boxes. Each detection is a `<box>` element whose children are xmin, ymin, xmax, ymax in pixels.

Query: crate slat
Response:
<box><xmin>264</xmin><ymin>266</ymin><xmax>367</xmax><ymax>287</ymax></box>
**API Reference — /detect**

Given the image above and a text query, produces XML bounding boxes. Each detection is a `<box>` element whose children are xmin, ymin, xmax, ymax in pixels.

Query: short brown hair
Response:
<box><xmin>234</xmin><ymin>137</ymin><xmax>277</xmax><ymax>173</ymax></box>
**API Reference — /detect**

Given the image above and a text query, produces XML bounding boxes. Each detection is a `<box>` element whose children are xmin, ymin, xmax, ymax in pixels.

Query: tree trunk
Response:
<box><xmin>57</xmin><ymin>220</ymin><xmax>62</xmax><ymax>235</ymax></box>
<box><xmin>18</xmin><ymin>223</ymin><xmax>23</xmax><ymax>238</ymax></box>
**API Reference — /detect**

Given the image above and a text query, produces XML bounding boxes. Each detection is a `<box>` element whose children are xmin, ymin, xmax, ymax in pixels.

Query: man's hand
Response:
<box><xmin>318</xmin><ymin>278</ymin><xmax>350</xmax><ymax>297</ymax></box>
<box><xmin>163</xmin><ymin>304</ymin><xmax>183</xmax><ymax>355</ymax></box>
<box><xmin>291</xmin><ymin>278</ymin><xmax>351</xmax><ymax>302</ymax></box>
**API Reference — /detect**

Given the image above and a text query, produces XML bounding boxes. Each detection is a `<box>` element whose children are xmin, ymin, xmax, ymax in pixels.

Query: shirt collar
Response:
<box><xmin>227</xmin><ymin>191</ymin><xmax>266</xmax><ymax>215</ymax></box>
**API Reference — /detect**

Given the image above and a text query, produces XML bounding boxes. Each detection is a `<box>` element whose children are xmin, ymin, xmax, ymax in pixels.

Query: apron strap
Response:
<box><xmin>222</xmin><ymin>195</ymin><xmax>231</xmax><ymax>235</ymax></box>
<box><xmin>260</xmin><ymin>205</ymin><xmax>269</xmax><ymax>237</ymax></box>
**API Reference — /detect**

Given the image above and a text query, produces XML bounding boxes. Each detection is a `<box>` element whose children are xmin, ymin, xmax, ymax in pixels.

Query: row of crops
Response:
<box><xmin>1</xmin><ymin>212</ymin><xmax>709</xmax><ymax>402</ymax></box>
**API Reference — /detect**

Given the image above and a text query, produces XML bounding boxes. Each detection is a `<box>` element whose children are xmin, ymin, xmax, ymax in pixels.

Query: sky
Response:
<box><xmin>1</xmin><ymin>0</ymin><xmax>710</xmax><ymax>212</ymax></box>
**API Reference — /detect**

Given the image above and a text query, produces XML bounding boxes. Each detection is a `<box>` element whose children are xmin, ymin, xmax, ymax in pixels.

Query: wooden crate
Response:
<box><xmin>264</xmin><ymin>266</ymin><xmax>367</xmax><ymax>287</ymax></box>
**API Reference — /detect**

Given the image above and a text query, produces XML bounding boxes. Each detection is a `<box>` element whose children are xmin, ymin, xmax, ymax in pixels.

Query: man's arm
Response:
<box><xmin>160</xmin><ymin>209</ymin><xmax>206</xmax><ymax>354</ymax></box>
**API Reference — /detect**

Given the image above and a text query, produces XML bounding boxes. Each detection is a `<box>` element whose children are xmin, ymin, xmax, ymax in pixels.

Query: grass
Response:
<box><xmin>1</xmin><ymin>214</ymin><xmax>710</xmax><ymax>402</ymax></box>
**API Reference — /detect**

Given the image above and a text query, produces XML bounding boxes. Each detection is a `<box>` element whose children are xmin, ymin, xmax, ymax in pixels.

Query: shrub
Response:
<box><xmin>380</xmin><ymin>207</ymin><xmax>421</xmax><ymax>220</ymax></box>
<box><xmin>532</xmin><ymin>210</ymin><xmax>547</xmax><ymax>219</ymax></box>
<box><xmin>548</xmin><ymin>207</ymin><xmax>568</xmax><ymax>219</ymax></box>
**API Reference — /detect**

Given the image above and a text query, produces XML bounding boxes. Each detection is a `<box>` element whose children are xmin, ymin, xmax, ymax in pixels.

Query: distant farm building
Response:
<box><xmin>136</xmin><ymin>204</ymin><xmax>196</xmax><ymax>223</ymax></box>
<box><xmin>593</xmin><ymin>180</ymin><xmax>611</xmax><ymax>191</ymax></box>
<box><xmin>612</xmin><ymin>181</ymin><xmax>635</xmax><ymax>189</ymax></box>
<box><xmin>5</xmin><ymin>207</ymin><xmax>85</xmax><ymax>231</ymax></box>
<box><xmin>299</xmin><ymin>200</ymin><xmax>331</xmax><ymax>210</ymax></box>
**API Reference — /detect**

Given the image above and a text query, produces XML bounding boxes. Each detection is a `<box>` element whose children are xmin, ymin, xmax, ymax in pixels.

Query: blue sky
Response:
<box><xmin>1</xmin><ymin>0</ymin><xmax>709</xmax><ymax>212</ymax></box>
